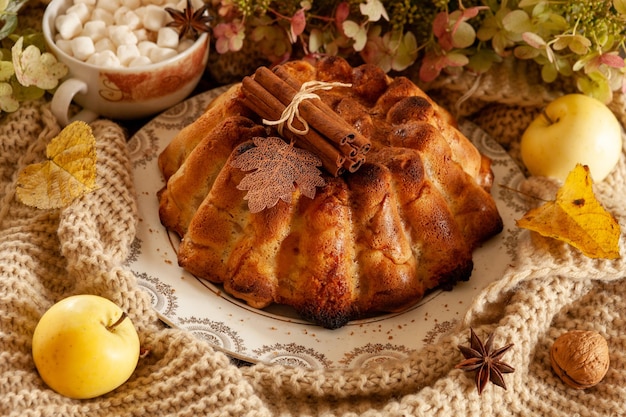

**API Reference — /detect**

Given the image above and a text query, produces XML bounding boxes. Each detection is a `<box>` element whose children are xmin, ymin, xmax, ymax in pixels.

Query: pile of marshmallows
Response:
<box><xmin>53</xmin><ymin>0</ymin><xmax>206</xmax><ymax>68</ymax></box>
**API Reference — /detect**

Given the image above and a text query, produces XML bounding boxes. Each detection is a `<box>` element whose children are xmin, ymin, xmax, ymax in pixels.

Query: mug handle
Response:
<box><xmin>51</xmin><ymin>78</ymin><xmax>99</xmax><ymax>126</ymax></box>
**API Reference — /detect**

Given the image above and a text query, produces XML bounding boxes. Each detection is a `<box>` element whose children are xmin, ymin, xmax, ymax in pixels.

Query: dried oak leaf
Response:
<box><xmin>230</xmin><ymin>136</ymin><xmax>326</xmax><ymax>213</ymax></box>
<box><xmin>516</xmin><ymin>164</ymin><xmax>620</xmax><ymax>259</ymax></box>
<box><xmin>16</xmin><ymin>121</ymin><xmax>97</xmax><ymax>209</ymax></box>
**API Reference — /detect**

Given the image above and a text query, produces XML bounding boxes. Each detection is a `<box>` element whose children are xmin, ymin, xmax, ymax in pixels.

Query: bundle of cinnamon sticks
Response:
<box><xmin>240</xmin><ymin>66</ymin><xmax>371</xmax><ymax>176</ymax></box>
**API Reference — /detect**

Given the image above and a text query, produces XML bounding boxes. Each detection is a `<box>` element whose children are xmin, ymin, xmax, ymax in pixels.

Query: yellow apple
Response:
<box><xmin>520</xmin><ymin>94</ymin><xmax>622</xmax><ymax>182</ymax></box>
<box><xmin>32</xmin><ymin>294</ymin><xmax>140</xmax><ymax>399</ymax></box>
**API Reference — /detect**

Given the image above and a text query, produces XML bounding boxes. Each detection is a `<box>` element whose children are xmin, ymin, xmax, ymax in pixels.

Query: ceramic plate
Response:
<box><xmin>126</xmin><ymin>86</ymin><xmax>527</xmax><ymax>369</ymax></box>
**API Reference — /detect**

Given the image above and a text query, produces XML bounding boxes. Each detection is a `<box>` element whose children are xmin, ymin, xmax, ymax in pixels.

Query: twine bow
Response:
<box><xmin>263</xmin><ymin>80</ymin><xmax>352</xmax><ymax>136</ymax></box>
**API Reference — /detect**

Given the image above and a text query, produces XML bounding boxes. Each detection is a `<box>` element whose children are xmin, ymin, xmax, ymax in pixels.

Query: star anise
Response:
<box><xmin>165</xmin><ymin>0</ymin><xmax>212</xmax><ymax>40</ymax></box>
<box><xmin>455</xmin><ymin>328</ymin><xmax>515</xmax><ymax>395</ymax></box>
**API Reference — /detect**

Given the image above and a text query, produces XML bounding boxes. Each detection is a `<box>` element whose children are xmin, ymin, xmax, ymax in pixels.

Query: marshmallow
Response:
<box><xmin>94</xmin><ymin>37</ymin><xmax>116</xmax><ymax>52</ymax></box>
<box><xmin>75</xmin><ymin>0</ymin><xmax>97</xmax><ymax>5</ymax></box>
<box><xmin>124</xmin><ymin>0</ymin><xmax>141</xmax><ymax>9</ymax></box>
<box><xmin>108</xmin><ymin>25</ymin><xmax>138</xmax><ymax>46</ymax></box>
<box><xmin>133</xmin><ymin>28</ymin><xmax>150</xmax><ymax>42</ymax></box>
<box><xmin>114</xmin><ymin>7</ymin><xmax>141</xmax><ymax>30</ymax></box>
<box><xmin>55</xmin><ymin>13</ymin><xmax>83</xmax><ymax>40</ymax></box>
<box><xmin>157</xmin><ymin>27</ymin><xmax>179</xmax><ymax>49</ymax></box>
<box><xmin>142</xmin><ymin>4</ymin><xmax>168</xmax><ymax>32</ymax></box>
<box><xmin>128</xmin><ymin>55</ymin><xmax>152</xmax><ymax>67</ymax></box>
<box><xmin>82</xmin><ymin>20</ymin><xmax>107</xmax><ymax>41</ymax></box>
<box><xmin>90</xmin><ymin>8</ymin><xmax>114</xmax><ymax>25</ymax></box>
<box><xmin>113</xmin><ymin>7</ymin><xmax>129</xmax><ymax>23</ymax></box>
<box><xmin>66</xmin><ymin>3</ymin><xmax>92</xmax><ymax>24</ymax></box>
<box><xmin>191</xmin><ymin>0</ymin><xmax>205</xmax><ymax>9</ymax></box>
<box><xmin>117</xmin><ymin>44</ymin><xmax>140</xmax><ymax>65</ymax></box>
<box><xmin>175</xmin><ymin>0</ymin><xmax>203</xmax><ymax>11</ymax></box>
<box><xmin>174</xmin><ymin>0</ymin><xmax>187</xmax><ymax>10</ymax></box>
<box><xmin>149</xmin><ymin>46</ymin><xmax>177</xmax><ymax>62</ymax></box>
<box><xmin>137</xmin><ymin>40</ymin><xmax>157</xmax><ymax>56</ymax></box>
<box><xmin>86</xmin><ymin>50</ymin><xmax>121</xmax><ymax>67</ymax></box>
<box><xmin>55</xmin><ymin>39</ymin><xmax>74</xmax><ymax>56</ymax></box>
<box><xmin>96</xmin><ymin>0</ymin><xmax>120</xmax><ymax>13</ymax></box>
<box><xmin>70</xmin><ymin>36</ymin><xmax>96</xmax><ymax>61</ymax></box>
<box><xmin>177</xmin><ymin>38</ymin><xmax>194</xmax><ymax>53</ymax></box>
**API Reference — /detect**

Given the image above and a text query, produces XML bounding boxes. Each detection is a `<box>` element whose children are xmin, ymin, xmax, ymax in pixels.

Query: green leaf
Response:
<box><xmin>10</xmin><ymin>79</ymin><xmax>45</xmax><ymax>101</ymax></box>
<box><xmin>545</xmin><ymin>13</ymin><xmax>568</xmax><ymax>31</ymax></box>
<box><xmin>391</xmin><ymin>32</ymin><xmax>418</xmax><ymax>72</ymax></box>
<box><xmin>502</xmin><ymin>10</ymin><xmax>532</xmax><ymax>33</ymax></box>
<box><xmin>451</xmin><ymin>22</ymin><xmax>476</xmax><ymax>49</ymax></box>
<box><xmin>467</xmin><ymin>48</ymin><xmax>501</xmax><ymax>73</ymax></box>
<box><xmin>5</xmin><ymin>0</ymin><xmax>29</xmax><ymax>13</ymax></box>
<box><xmin>614</xmin><ymin>0</ymin><xmax>626</xmax><ymax>15</ymax></box>
<box><xmin>0</xmin><ymin>0</ymin><xmax>29</xmax><ymax>41</ymax></box>
<box><xmin>522</xmin><ymin>31</ymin><xmax>546</xmax><ymax>48</ymax></box>
<box><xmin>572</xmin><ymin>54</ymin><xmax>592</xmax><ymax>72</ymax></box>
<box><xmin>518</xmin><ymin>0</ymin><xmax>541</xmax><ymax>6</ymax></box>
<box><xmin>541</xmin><ymin>63</ymin><xmax>557</xmax><ymax>83</ymax></box>
<box><xmin>446</xmin><ymin>52</ymin><xmax>469</xmax><ymax>67</ymax></box>
<box><xmin>492</xmin><ymin>32</ymin><xmax>512</xmax><ymax>56</ymax></box>
<box><xmin>577</xmin><ymin>72</ymin><xmax>612</xmax><ymax>104</ymax></box>
<box><xmin>555</xmin><ymin>57</ymin><xmax>573</xmax><ymax>77</ymax></box>
<box><xmin>0</xmin><ymin>14</ymin><xmax>17</xmax><ymax>41</ymax></box>
<box><xmin>0</xmin><ymin>81</ymin><xmax>10</xmax><ymax>96</ymax></box>
<box><xmin>403</xmin><ymin>31</ymin><xmax>417</xmax><ymax>51</ymax></box>
<box><xmin>552</xmin><ymin>35</ymin><xmax>591</xmax><ymax>55</ymax></box>
<box><xmin>0</xmin><ymin>81</ymin><xmax>17</xmax><ymax>112</ymax></box>
<box><xmin>514</xmin><ymin>45</ymin><xmax>540</xmax><ymax>59</ymax></box>
<box><xmin>568</xmin><ymin>37</ymin><xmax>591</xmax><ymax>56</ymax></box>
<box><xmin>0</xmin><ymin>60</ymin><xmax>13</xmax><ymax>81</ymax></box>
<box><xmin>476</xmin><ymin>15</ymin><xmax>498</xmax><ymax>41</ymax></box>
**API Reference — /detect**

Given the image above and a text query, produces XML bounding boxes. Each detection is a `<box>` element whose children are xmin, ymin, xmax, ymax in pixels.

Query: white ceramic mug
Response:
<box><xmin>42</xmin><ymin>0</ymin><xmax>210</xmax><ymax>125</ymax></box>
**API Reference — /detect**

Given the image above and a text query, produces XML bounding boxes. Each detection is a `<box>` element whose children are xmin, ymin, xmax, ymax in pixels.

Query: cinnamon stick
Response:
<box><xmin>272</xmin><ymin>65</ymin><xmax>371</xmax><ymax>153</ymax></box>
<box><xmin>255</xmin><ymin>67</ymin><xmax>359</xmax><ymax>147</ymax></box>
<box><xmin>240</xmin><ymin>65</ymin><xmax>372</xmax><ymax>177</ymax></box>
<box><xmin>344</xmin><ymin>154</ymin><xmax>365</xmax><ymax>173</ymax></box>
<box><xmin>242</xmin><ymin>77</ymin><xmax>345</xmax><ymax>176</ymax></box>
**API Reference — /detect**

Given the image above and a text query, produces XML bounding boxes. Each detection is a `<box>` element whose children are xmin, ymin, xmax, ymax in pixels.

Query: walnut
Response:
<box><xmin>550</xmin><ymin>330</ymin><xmax>610</xmax><ymax>389</ymax></box>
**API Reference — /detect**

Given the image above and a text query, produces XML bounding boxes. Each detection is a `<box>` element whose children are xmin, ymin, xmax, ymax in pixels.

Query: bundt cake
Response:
<box><xmin>157</xmin><ymin>56</ymin><xmax>503</xmax><ymax>329</ymax></box>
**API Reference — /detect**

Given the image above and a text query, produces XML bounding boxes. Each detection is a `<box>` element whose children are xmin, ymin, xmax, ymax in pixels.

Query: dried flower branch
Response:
<box><xmin>209</xmin><ymin>0</ymin><xmax>626</xmax><ymax>103</ymax></box>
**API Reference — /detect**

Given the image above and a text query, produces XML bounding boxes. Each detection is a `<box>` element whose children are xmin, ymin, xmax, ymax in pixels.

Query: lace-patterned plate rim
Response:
<box><xmin>126</xmin><ymin>88</ymin><xmax>526</xmax><ymax>369</ymax></box>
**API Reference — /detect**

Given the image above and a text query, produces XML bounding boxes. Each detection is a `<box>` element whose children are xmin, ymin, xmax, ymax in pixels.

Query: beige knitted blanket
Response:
<box><xmin>1</xmin><ymin>83</ymin><xmax>625</xmax><ymax>415</ymax></box>
<box><xmin>2</xmin><ymin>1</ymin><xmax>626</xmax><ymax>404</ymax></box>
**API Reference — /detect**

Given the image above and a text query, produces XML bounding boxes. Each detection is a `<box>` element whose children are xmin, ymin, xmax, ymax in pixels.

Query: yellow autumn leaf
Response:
<box><xmin>16</xmin><ymin>121</ymin><xmax>97</xmax><ymax>209</ymax></box>
<box><xmin>516</xmin><ymin>164</ymin><xmax>620</xmax><ymax>259</ymax></box>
